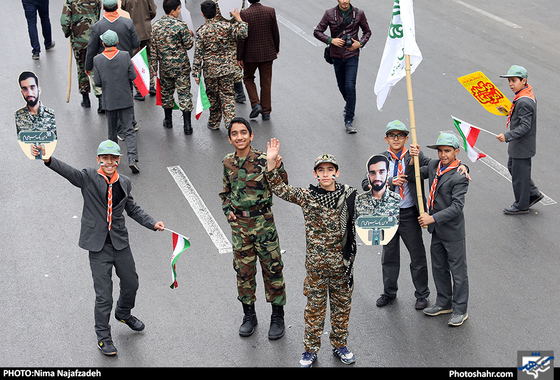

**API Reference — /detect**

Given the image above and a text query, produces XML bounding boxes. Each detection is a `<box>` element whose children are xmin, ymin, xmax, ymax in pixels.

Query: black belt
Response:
<box><xmin>233</xmin><ymin>208</ymin><xmax>270</xmax><ymax>217</ymax></box>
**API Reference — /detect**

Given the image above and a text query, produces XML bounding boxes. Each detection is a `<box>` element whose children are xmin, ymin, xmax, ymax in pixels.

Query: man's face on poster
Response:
<box><xmin>20</xmin><ymin>77</ymin><xmax>40</xmax><ymax>107</ymax></box>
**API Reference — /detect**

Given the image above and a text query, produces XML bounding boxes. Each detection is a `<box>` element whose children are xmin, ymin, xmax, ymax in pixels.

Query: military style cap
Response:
<box><xmin>500</xmin><ymin>65</ymin><xmax>528</xmax><ymax>79</ymax></box>
<box><xmin>385</xmin><ymin>119</ymin><xmax>409</xmax><ymax>135</ymax></box>
<box><xmin>100</xmin><ymin>29</ymin><xmax>119</xmax><ymax>46</ymax></box>
<box><xmin>426</xmin><ymin>133</ymin><xmax>460</xmax><ymax>150</ymax></box>
<box><xmin>97</xmin><ymin>140</ymin><xmax>122</xmax><ymax>156</ymax></box>
<box><xmin>103</xmin><ymin>0</ymin><xmax>119</xmax><ymax>7</ymax></box>
<box><xmin>314</xmin><ymin>154</ymin><xmax>338</xmax><ymax>170</ymax></box>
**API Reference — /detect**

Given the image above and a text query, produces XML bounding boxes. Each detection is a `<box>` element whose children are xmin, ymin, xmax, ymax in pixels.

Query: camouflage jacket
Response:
<box><xmin>60</xmin><ymin>0</ymin><xmax>101</xmax><ymax>50</ymax></box>
<box><xmin>15</xmin><ymin>103</ymin><xmax>57</xmax><ymax>136</ymax></box>
<box><xmin>355</xmin><ymin>189</ymin><xmax>401</xmax><ymax>221</ymax></box>
<box><xmin>220</xmin><ymin>147</ymin><xmax>287</xmax><ymax>217</ymax></box>
<box><xmin>266</xmin><ymin>168</ymin><xmax>358</xmax><ymax>278</ymax></box>
<box><xmin>192</xmin><ymin>18</ymin><xmax>248</xmax><ymax>79</ymax></box>
<box><xmin>150</xmin><ymin>15</ymin><xmax>194</xmax><ymax>78</ymax></box>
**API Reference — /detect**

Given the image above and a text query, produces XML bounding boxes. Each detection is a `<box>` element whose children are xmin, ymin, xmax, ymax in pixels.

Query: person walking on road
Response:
<box><xmin>22</xmin><ymin>0</ymin><xmax>56</xmax><ymax>59</ymax></box>
<box><xmin>496</xmin><ymin>65</ymin><xmax>543</xmax><ymax>215</ymax></box>
<box><xmin>314</xmin><ymin>0</ymin><xmax>371</xmax><ymax>134</ymax></box>
<box><xmin>237</xmin><ymin>0</ymin><xmax>280</xmax><ymax>121</ymax></box>
<box><xmin>31</xmin><ymin>140</ymin><xmax>165</xmax><ymax>356</ymax></box>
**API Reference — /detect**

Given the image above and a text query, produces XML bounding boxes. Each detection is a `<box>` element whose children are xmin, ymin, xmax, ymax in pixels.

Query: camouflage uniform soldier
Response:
<box><xmin>220</xmin><ymin>118</ymin><xmax>287</xmax><ymax>340</ymax></box>
<box><xmin>16</xmin><ymin>71</ymin><xmax>57</xmax><ymax>136</ymax></box>
<box><xmin>150</xmin><ymin>0</ymin><xmax>194</xmax><ymax>134</ymax></box>
<box><xmin>265</xmin><ymin>139</ymin><xmax>358</xmax><ymax>368</ymax></box>
<box><xmin>60</xmin><ymin>0</ymin><xmax>102</xmax><ymax>108</ymax></box>
<box><xmin>192</xmin><ymin>0</ymin><xmax>248</xmax><ymax>130</ymax></box>
<box><xmin>212</xmin><ymin>0</ymin><xmax>247</xmax><ymax>103</ymax></box>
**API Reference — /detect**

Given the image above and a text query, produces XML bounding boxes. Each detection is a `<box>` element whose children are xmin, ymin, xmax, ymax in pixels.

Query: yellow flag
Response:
<box><xmin>457</xmin><ymin>71</ymin><xmax>511</xmax><ymax>116</ymax></box>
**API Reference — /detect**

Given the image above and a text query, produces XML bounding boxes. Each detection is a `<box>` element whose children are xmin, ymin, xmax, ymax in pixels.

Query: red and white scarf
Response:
<box><xmin>97</xmin><ymin>168</ymin><xmax>119</xmax><ymax>230</ymax></box>
<box><xmin>506</xmin><ymin>84</ymin><xmax>535</xmax><ymax>129</ymax></box>
<box><xmin>388</xmin><ymin>147</ymin><xmax>408</xmax><ymax>200</ymax></box>
<box><xmin>426</xmin><ymin>159</ymin><xmax>460</xmax><ymax>212</ymax></box>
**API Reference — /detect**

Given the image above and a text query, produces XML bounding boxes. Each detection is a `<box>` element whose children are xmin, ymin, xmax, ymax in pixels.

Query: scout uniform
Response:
<box><xmin>192</xmin><ymin>4</ymin><xmax>248</xmax><ymax>129</ymax></box>
<box><xmin>60</xmin><ymin>0</ymin><xmax>102</xmax><ymax>105</ymax></box>
<box><xmin>266</xmin><ymin>154</ymin><xmax>357</xmax><ymax>363</ymax></box>
<box><xmin>420</xmin><ymin>133</ymin><xmax>470</xmax><ymax>326</ymax></box>
<box><xmin>219</xmin><ymin>146</ymin><xmax>287</xmax><ymax>337</ymax></box>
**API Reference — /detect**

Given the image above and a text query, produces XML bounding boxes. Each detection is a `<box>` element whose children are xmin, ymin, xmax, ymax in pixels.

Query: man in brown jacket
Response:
<box><xmin>237</xmin><ymin>0</ymin><xmax>280</xmax><ymax>121</ymax></box>
<box><xmin>121</xmin><ymin>0</ymin><xmax>157</xmax><ymax>98</ymax></box>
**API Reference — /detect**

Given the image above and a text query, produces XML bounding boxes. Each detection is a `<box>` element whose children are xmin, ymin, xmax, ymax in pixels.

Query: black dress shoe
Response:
<box><xmin>249</xmin><ymin>104</ymin><xmax>262</xmax><ymax>119</ymax></box>
<box><xmin>503</xmin><ymin>205</ymin><xmax>528</xmax><ymax>215</ymax></box>
<box><xmin>116</xmin><ymin>314</ymin><xmax>145</xmax><ymax>331</ymax></box>
<box><xmin>529</xmin><ymin>192</ymin><xmax>543</xmax><ymax>207</ymax></box>
<box><xmin>415</xmin><ymin>298</ymin><xmax>428</xmax><ymax>310</ymax></box>
<box><xmin>376</xmin><ymin>294</ymin><xmax>395</xmax><ymax>307</ymax></box>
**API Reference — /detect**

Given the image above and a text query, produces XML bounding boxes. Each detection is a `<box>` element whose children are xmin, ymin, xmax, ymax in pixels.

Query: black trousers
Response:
<box><xmin>380</xmin><ymin>206</ymin><xmax>430</xmax><ymax>299</ymax></box>
<box><xmin>89</xmin><ymin>239</ymin><xmax>139</xmax><ymax>342</ymax></box>
<box><xmin>507</xmin><ymin>156</ymin><xmax>540</xmax><ymax>210</ymax></box>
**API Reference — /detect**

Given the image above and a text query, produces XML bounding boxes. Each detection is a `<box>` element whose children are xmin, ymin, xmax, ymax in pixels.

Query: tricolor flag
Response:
<box><xmin>131</xmin><ymin>47</ymin><xmax>150</xmax><ymax>97</ymax></box>
<box><xmin>170</xmin><ymin>231</ymin><xmax>190</xmax><ymax>289</ymax></box>
<box><xmin>155</xmin><ymin>73</ymin><xmax>179</xmax><ymax>109</ymax></box>
<box><xmin>195</xmin><ymin>75</ymin><xmax>210</xmax><ymax>120</ymax></box>
<box><xmin>452</xmin><ymin>116</ymin><xmax>487</xmax><ymax>162</ymax></box>
<box><xmin>374</xmin><ymin>0</ymin><xmax>422</xmax><ymax>110</ymax></box>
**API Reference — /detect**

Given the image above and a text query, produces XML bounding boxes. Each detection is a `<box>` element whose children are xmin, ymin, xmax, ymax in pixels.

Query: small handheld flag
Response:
<box><xmin>452</xmin><ymin>116</ymin><xmax>492</xmax><ymax>162</ymax></box>
<box><xmin>131</xmin><ymin>47</ymin><xmax>150</xmax><ymax>97</ymax></box>
<box><xmin>195</xmin><ymin>75</ymin><xmax>211</xmax><ymax>120</ymax></box>
<box><xmin>165</xmin><ymin>228</ymin><xmax>190</xmax><ymax>289</ymax></box>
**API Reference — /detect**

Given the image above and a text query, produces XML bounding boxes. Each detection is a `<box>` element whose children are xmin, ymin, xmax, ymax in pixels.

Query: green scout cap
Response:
<box><xmin>100</xmin><ymin>29</ymin><xmax>119</xmax><ymax>46</ymax></box>
<box><xmin>97</xmin><ymin>140</ymin><xmax>122</xmax><ymax>156</ymax></box>
<box><xmin>500</xmin><ymin>65</ymin><xmax>528</xmax><ymax>79</ymax></box>
<box><xmin>385</xmin><ymin>119</ymin><xmax>409</xmax><ymax>135</ymax></box>
<box><xmin>314</xmin><ymin>154</ymin><xmax>338</xmax><ymax>170</ymax></box>
<box><xmin>426</xmin><ymin>133</ymin><xmax>460</xmax><ymax>150</ymax></box>
<box><xmin>103</xmin><ymin>0</ymin><xmax>119</xmax><ymax>7</ymax></box>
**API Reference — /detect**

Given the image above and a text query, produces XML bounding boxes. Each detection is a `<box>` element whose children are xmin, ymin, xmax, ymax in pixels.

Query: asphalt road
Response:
<box><xmin>1</xmin><ymin>0</ymin><xmax>559</xmax><ymax>370</ymax></box>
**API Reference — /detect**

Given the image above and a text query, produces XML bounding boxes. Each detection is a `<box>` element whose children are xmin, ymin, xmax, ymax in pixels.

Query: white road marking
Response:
<box><xmin>442</xmin><ymin>130</ymin><xmax>556</xmax><ymax>206</ymax></box>
<box><xmin>450</xmin><ymin>0</ymin><xmax>522</xmax><ymax>29</ymax></box>
<box><xmin>277</xmin><ymin>14</ymin><xmax>323</xmax><ymax>47</ymax></box>
<box><xmin>167</xmin><ymin>165</ymin><xmax>233</xmax><ymax>254</ymax></box>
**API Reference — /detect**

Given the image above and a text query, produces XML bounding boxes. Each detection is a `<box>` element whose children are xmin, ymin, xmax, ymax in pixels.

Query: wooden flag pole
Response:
<box><xmin>405</xmin><ymin>54</ymin><xmax>425</xmax><ymax>218</ymax></box>
<box><xmin>66</xmin><ymin>40</ymin><xmax>72</xmax><ymax>103</ymax></box>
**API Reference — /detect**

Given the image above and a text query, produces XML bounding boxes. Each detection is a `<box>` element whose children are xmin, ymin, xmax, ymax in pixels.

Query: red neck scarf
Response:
<box><xmin>104</xmin><ymin>11</ymin><xmax>120</xmax><ymax>22</ymax></box>
<box><xmin>506</xmin><ymin>84</ymin><xmax>535</xmax><ymax>129</ymax></box>
<box><xmin>102</xmin><ymin>47</ymin><xmax>118</xmax><ymax>59</ymax></box>
<box><xmin>97</xmin><ymin>168</ymin><xmax>119</xmax><ymax>230</ymax></box>
<box><xmin>426</xmin><ymin>159</ymin><xmax>460</xmax><ymax>212</ymax></box>
<box><xmin>388</xmin><ymin>147</ymin><xmax>408</xmax><ymax>200</ymax></box>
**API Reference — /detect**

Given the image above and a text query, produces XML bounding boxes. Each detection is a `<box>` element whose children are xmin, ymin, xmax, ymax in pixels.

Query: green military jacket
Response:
<box><xmin>60</xmin><ymin>0</ymin><xmax>101</xmax><ymax>50</ymax></box>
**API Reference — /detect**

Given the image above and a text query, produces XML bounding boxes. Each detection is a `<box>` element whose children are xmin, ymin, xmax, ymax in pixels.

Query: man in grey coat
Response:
<box><xmin>31</xmin><ymin>140</ymin><xmax>165</xmax><ymax>355</ymax></box>
<box><xmin>94</xmin><ymin>30</ymin><xmax>140</xmax><ymax>173</ymax></box>
<box><xmin>497</xmin><ymin>65</ymin><xmax>542</xmax><ymax>214</ymax></box>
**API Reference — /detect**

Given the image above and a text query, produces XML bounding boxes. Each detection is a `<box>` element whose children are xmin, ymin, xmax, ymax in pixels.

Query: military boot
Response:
<box><xmin>81</xmin><ymin>92</ymin><xmax>91</xmax><ymax>108</ymax></box>
<box><xmin>163</xmin><ymin>108</ymin><xmax>173</xmax><ymax>128</ymax></box>
<box><xmin>96</xmin><ymin>95</ymin><xmax>105</xmax><ymax>114</ymax></box>
<box><xmin>183</xmin><ymin>110</ymin><xmax>192</xmax><ymax>135</ymax></box>
<box><xmin>234</xmin><ymin>81</ymin><xmax>246</xmax><ymax>104</ymax></box>
<box><xmin>239</xmin><ymin>303</ymin><xmax>257</xmax><ymax>337</ymax></box>
<box><xmin>268</xmin><ymin>304</ymin><xmax>285</xmax><ymax>340</ymax></box>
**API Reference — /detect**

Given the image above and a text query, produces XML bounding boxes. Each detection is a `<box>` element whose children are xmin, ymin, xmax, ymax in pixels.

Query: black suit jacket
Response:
<box><xmin>47</xmin><ymin>157</ymin><xmax>157</xmax><ymax>252</ymax></box>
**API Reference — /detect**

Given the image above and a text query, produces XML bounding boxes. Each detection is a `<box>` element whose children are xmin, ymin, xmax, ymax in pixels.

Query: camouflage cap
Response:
<box><xmin>314</xmin><ymin>154</ymin><xmax>338</xmax><ymax>170</ymax></box>
<box><xmin>97</xmin><ymin>140</ymin><xmax>122</xmax><ymax>156</ymax></box>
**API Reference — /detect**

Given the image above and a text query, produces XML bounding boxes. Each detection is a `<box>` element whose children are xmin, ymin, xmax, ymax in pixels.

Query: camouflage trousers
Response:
<box><xmin>303</xmin><ymin>268</ymin><xmax>353</xmax><ymax>353</ymax></box>
<box><xmin>230</xmin><ymin>212</ymin><xmax>286</xmax><ymax>306</ymax></box>
<box><xmin>160</xmin><ymin>73</ymin><xmax>193</xmax><ymax>112</ymax></box>
<box><xmin>205</xmin><ymin>74</ymin><xmax>235</xmax><ymax>129</ymax></box>
<box><xmin>73</xmin><ymin>47</ymin><xmax>101</xmax><ymax>96</ymax></box>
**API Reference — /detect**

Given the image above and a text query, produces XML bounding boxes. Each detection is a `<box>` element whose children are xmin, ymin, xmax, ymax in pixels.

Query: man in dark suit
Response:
<box><xmin>237</xmin><ymin>0</ymin><xmax>280</xmax><ymax>121</ymax></box>
<box><xmin>32</xmin><ymin>140</ymin><xmax>165</xmax><ymax>355</ymax></box>
<box><xmin>411</xmin><ymin>133</ymin><xmax>470</xmax><ymax>327</ymax></box>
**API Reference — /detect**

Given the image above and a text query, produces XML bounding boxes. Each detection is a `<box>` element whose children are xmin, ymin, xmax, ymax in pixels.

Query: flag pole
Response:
<box><xmin>405</xmin><ymin>54</ymin><xmax>425</xmax><ymax>218</ymax></box>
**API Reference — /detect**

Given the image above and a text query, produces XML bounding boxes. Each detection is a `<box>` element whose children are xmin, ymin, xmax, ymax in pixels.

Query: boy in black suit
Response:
<box><xmin>410</xmin><ymin>133</ymin><xmax>470</xmax><ymax>326</ymax></box>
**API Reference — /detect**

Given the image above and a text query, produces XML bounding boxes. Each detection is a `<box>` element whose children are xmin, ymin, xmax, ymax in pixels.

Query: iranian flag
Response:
<box><xmin>374</xmin><ymin>0</ymin><xmax>422</xmax><ymax>110</ymax></box>
<box><xmin>131</xmin><ymin>47</ymin><xmax>150</xmax><ymax>97</ymax></box>
<box><xmin>155</xmin><ymin>74</ymin><xmax>179</xmax><ymax>109</ymax></box>
<box><xmin>452</xmin><ymin>116</ymin><xmax>487</xmax><ymax>162</ymax></box>
<box><xmin>169</xmin><ymin>230</ymin><xmax>190</xmax><ymax>289</ymax></box>
<box><xmin>195</xmin><ymin>75</ymin><xmax>210</xmax><ymax>120</ymax></box>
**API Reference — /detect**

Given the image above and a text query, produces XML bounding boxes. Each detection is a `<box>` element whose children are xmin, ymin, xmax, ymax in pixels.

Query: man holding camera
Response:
<box><xmin>314</xmin><ymin>0</ymin><xmax>371</xmax><ymax>134</ymax></box>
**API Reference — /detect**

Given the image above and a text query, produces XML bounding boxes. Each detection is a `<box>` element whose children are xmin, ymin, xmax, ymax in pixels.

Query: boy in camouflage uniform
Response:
<box><xmin>192</xmin><ymin>0</ymin><xmax>248</xmax><ymax>130</ymax></box>
<box><xmin>265</xmin><ymin>139</ymin><xmax>358</xmax><ymax>367</ymax></box>
<box><xmin>219</xmin><ymin>117</ymin><xmax>287</xmax><ymax>340</ymax></box>
<box><xmin>150</xmin><ymin>0</ymin><xmax>194</xmax><ymax>134</ymax></box>
<box><xmin>60</xmin><ymin>0</ymin><xmax>102</xmax><ymax>108</ymax></box>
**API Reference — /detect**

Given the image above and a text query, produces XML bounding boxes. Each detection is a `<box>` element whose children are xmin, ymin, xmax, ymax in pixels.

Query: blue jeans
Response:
<box><xmin>22</xmin><ymin>0</ymin><xmax>52</xmax><ymax>54</ymax></box>
<box><xmin>332</xmin><ymin>56</ymin><xmax>359</xmax><ymax>123</ymax></box>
